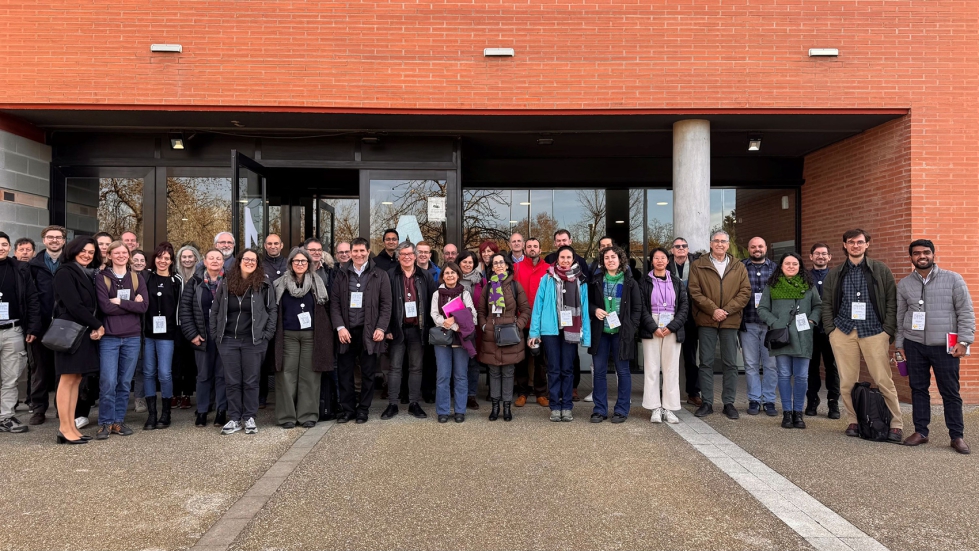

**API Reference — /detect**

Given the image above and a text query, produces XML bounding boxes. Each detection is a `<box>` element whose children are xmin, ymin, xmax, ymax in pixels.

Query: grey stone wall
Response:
<box><xmin>0</xmin><ymin>129</ymin><xmax>51</xmax><ymax>242</ymax></box>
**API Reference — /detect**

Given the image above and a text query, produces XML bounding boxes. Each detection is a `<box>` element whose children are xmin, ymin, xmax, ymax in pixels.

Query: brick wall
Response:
<box><xmin>0</xmin><ymin>130</ymin><xmax>51</xmax><ymax>242</ymax></box>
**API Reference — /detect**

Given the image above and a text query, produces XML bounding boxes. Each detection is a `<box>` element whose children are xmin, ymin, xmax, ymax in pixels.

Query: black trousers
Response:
<box><xmin>515</xmin><ymin>330</ymin><xmax>547</xmax><ymax>396</ymax></box>
<box><xmin>906</xmin><ymin>339</ymin><xmax>964</xmax><ymax>439</ymax></box>
<box><xmin>807</xmin><ymin>329</ymin><xmax>840</xmax><ymax>402</ymax></box>
<box><xmin>173</xmin><ymin>336</ymin><xmax>198</xmax><ymax>397</ymax></box>
<box><xmin>337</xmin><ymin>327</ymin><xmax>378</xmax><ymax>416</ymax></box>
<box><xmin>29</xmin><ymin>340</ymin><xmax>56</xmax><ymax>413</ymax></box>
<box><xmin>320</xmin><ymin>370</ymin><xmax>339</xmax><ymax>415</ymax></box>
<box><xmin>681</xmin><ymin>319</ymin><xmax>701</xmax><ymax>397</ymax></box>
<box><xmin>258</xmin><ymin>338</ymin><xmax>275</xmax><ymax>405</ymax></box>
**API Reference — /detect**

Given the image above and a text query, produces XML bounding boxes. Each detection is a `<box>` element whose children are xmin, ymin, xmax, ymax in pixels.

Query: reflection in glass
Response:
<box><xmin>370</xmin><ymin>180</ymin><xmax>446</xmax><ymax>252</ymax></box>
<box><xmin>319</xmin><ymin>198</ymin><xmax>358</xmax><ymax>251</ymax></box>
<box><xmin>709</xmin><ymin>188</ymin><xmax>797</xmax><ymax>259</ymax></box>
<box><xmin>98</xmin><ymin>178</ymin><xmax>143</xmax><ymax>241</ymax></box>
<box><xmin>166</xmin><ymin>177</ymin><xmax>232</xmax><ymax>251</ymax></box>
<box><xmin>238</xmin><ymin>169</ymin><xmax>264</xmax><ymax>249</ymax></box>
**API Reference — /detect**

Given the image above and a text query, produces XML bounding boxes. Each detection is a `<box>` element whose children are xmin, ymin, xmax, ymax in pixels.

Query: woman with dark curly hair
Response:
<box><xmin>209</xmin><ymin>249</ymin><xmax>277</xmax><ymax>435</ymax></box>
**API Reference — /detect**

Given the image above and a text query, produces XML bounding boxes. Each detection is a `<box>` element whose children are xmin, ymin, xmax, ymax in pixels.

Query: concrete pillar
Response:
<box><xmin>0</xmin><ymin>129</ymin><xmax>51</xmax><ymax>241</ymax></box>
<box><xmin>672</xmin><ymin>119</ymin><xmax>710</xmax><ymax>254</ymax></box>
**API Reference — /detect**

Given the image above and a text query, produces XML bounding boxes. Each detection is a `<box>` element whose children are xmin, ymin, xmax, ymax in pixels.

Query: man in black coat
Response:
<box><xmin>666</xmin><ymin>237</ymin><xmax>702</xmax><ymax>406</ymax></box>
<box><xmin>0</xmin><ymin>232</ymin><xmax>42</xmax><ymax>434</ymax></box>
<box><xmin>26</xmin><ymin>225</ymin><xmax>66</xmax><ymax>425</ymax></box>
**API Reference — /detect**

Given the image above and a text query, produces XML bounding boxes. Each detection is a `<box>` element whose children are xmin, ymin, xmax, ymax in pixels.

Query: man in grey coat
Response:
<box><xmin>895</xmin><ymin>239</ymin><xmax>975</xmax><ymax>454</ymax></box>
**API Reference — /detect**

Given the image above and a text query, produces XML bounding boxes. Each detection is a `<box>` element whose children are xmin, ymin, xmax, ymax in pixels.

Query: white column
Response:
<box><xmin>672</xmin><ymin>119</ymin><xmax>711</xmax><ymax>254</ymax></box>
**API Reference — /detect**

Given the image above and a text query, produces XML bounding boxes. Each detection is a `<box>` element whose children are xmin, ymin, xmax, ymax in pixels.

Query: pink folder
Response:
<box><xmin>442</xmin><ymin>296</ymin><xmax>465</xmax><ymax>315</ymax></box>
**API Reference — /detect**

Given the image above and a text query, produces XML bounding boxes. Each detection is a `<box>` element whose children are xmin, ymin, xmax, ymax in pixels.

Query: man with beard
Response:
<box><xmin>740</xmin><ymin>237</ymin><xmax>778</xmax><ymax>417</ymax></box>
<box><xmin>805</xmin><ymin>243</ymin><xmax>840</xmax><ymax>419</ymax></box>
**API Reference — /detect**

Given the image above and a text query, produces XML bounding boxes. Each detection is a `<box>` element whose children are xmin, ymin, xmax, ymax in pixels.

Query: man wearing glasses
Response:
<box><xmin>334</xmin><ymin>242</ymin><xmax>351</xmax><ymax>268</ymax></box>
<box><xmin>688</xmin><ymin>230</ymin><xmax>751</xmax><ymax>419</ymax></box>
<box><xmin>26</xmin><ymin>225</ymin><xmax>67</xmax><ymax>426</ymax></box>
<box><xmin>806</xmin><ymin>243</ymin><xmax>840</xmax><ymax>419</ymax></box>
<box><xmin>214</xmin><ymin>232</ymin><xmax>237</xmax><ymax>273</ymax></box>
<box><xmin>667</xmin><ymin>237</ymin><xmax>702</xmax><ymax>406</ymax></box>
<box><xmin>821</xmin><ymin>228</ymin><xmax>903</xmax><ymax>442</ymax></box>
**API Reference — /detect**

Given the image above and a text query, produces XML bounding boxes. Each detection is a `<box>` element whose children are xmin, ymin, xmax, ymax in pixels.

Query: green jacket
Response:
<box><xmin>757</xmin><ymin>285</ymin><xmax>822</xmax><ymax>358</ymax></box>
<box><xmin>820</xmin><ymin>256</ymin><xmax>897</xmax><ymax>342</ymax></box>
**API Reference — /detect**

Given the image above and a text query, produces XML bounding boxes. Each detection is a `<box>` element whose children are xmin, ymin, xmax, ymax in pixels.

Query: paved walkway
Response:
<box><xmin>2</xmin><ymin>375</ymin><xmax>976</xmax><ymax>551</ymax></box>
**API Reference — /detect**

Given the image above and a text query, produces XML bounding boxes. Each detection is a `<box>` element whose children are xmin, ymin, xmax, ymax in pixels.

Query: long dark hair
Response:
<box><xmin>64</xmin><ymin>236</ymin><xmax>103</xmax><ymax>268</ymax></box>
<box><xmin>226</xmin><ymin>248</ymin><xmax>266</xmax><ymax>295</ymax></box>
<box><xmin>767</xmin><ymin>252</ymin><xmax>814</xmax><ymax>287</ymax></box>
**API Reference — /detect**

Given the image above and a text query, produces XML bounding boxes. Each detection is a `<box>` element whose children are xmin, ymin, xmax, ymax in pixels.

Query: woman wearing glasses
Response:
<box><xmin>210</xmin><ymin>249</ymin><xmax>277</xmax><ymax>435</ymax></box>
<box><xmin>272</xmin><ymin>247</ymin><xmax>333</xmax><ymax>429</ymax></box>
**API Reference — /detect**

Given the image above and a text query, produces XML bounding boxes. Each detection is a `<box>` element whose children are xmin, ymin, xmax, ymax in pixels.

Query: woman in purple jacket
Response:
<box><xmin>94</xmin><ymin>240</ymin><xmax>149</xmax><ymax>440</ymax></box>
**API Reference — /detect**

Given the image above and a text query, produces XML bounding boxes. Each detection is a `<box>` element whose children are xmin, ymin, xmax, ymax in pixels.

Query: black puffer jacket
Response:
<box><xmin>586</xmin><ymin>269</ymin><xmax>644</xmax><ymax>361</ymax></box>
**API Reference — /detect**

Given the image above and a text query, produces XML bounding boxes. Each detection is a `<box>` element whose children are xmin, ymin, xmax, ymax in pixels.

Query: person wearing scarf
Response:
<box><xmin>179</xmin><ymin>249</ymin><xmax>228</xmax><ymax>428</ymax></box>
<box><xmin>640</xmin><ymin>248</ymin><xmax>689</xmax><ymax>424</ymax></box>
<box><xmin>272</xmin><ymin>247</ymin><xmax>333</xmax><ymax>429</ymax></box>
<box><xmin>458</xmin><ymin>251</ymin><xmax>485</xmax><ymax>411</ymax></box>
<box><xmin>757</xmin><ymin>252</ymin><xmax>821</xmax><ymax>430</ymax></box>
<box><xmin>587</xmin><ymin>245</ymin><xmax>643</xmax><ymax>423</ymax></box>
<box><xmin>172</xmin><ymin>244</ymin><xmax>202</xmax><ymax>410</ymax></box>
<box><xmin>430</xmin><ymin>262</ymin><xmax>479</xmax><ymax>423</ymax></box>
<box><xmin>529</xmin><ymin>245</ymin><xmax>591</xmax><ymax>422</ymax></box>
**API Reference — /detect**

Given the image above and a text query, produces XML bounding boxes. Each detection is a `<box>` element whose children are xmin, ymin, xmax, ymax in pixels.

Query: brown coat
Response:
<box><xmin>688</xmin><ymin>253</ymin><xmax>751</xmax><ymax>329</ymax></box>
<box><xmin>476</xmin><ymin>274</ymin><xmax>531</xmax><ymax>366</ymax></box>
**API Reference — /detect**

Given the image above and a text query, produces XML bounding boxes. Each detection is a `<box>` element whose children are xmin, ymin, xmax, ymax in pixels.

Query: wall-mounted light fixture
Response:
<box><xmin>614</xmin><ymin>220</ymin><xmax>625</xmax><ymax>224</ymax></box>
<box><xmin>537</xmin><ymin>138</ymin><xmax>553</xmax><ymax>146</ymax></box>
<box><xmin>808</xmin><ymin>48</ymin><xmax>839</xmax><ymax>57</ymax></box>
<box><xmin>169</xmin><ymin>132</ymin><xmax>185</xmax><ymax>150</ymax></box>
<box><xmin>747</xmin><ymin>134</ymin><xmax>762</xmax><ymax>152</ymax></box>
<box><xmin>484</xmin><ymin>48</ymin><xmax>514</xmax><ymax>57</ymax></box>
<box><xmin>362</xmin><ymin>136</ymin><xmax>381</xmax><ymax>145</ymax></box>
<box><xmin>151</xmin><ymin>44</ymin><xmax>182</xmax><ymax>53</ymax></box>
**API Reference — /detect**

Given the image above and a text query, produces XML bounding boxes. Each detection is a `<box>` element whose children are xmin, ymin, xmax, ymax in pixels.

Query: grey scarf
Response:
<box><xmin>274</xmin><ymin>272</ymin><xmax>328</xmax><ymax>305</ymax></box>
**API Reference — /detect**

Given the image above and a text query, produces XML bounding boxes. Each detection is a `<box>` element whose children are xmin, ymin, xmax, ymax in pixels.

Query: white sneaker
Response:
<box><xmin>244</xmin><ymin>417</ymin><xmax>258</xmax><ymax>434</ymax></box>
<box><xmin>134</xmin><ymin>397</ymin><xmax>147</xmax><ymax>413</ymax></box>
<box><xmin>583</xmin><ymin>392</ymin><xmax>594</xmax><ymax>402</ymax></box>
<box><xmin>664</xmin><ymin>409</ymin><xmax>679</xmax><ymax>424</ymax></box>
<box><xmin>221</xmin><ymin>420</ymin><xmax>241</xmax><ymax>435</ymax></box>
<box><xmin>650</xmin><ymin>408</ymin><xmax>663</xmax><ymax>423</ymax></box>
<box><xmin>75</xmin><ymin>416</ymin><xmax>90</xmax><ymax>429</ymax></box>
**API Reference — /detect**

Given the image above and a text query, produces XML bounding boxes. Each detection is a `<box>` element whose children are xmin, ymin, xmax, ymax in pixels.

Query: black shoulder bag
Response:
<box><xmin>764</xmin><ymin>299</ymin><xmax>798</xmax><ymax>350</ymax></box>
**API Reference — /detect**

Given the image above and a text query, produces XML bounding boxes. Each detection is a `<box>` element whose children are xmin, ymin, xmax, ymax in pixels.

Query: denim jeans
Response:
<box><xmin>776</xmin><ymin>355</ymin><xmax>809</xmax><ymax>412</ymax></box>
<box><xmin>740</xmin><ymin>323</ymin><xmax>777</xmax><ymax>403</ymax></box>
<box><xmin>542</xmin><ymin>335</ymin><xmax>576</xmax><ymax>411</ymax></box>
<box><xmin>98</xmin><ymin>336</ymin><xmax>142</xmax><ymax>425</ymax></box>
<box><xmin>467</xmin><ymin>358</ymin><xmax>480</xmax><ymax>397</ymax></box>
<box><xmin>434</xmin><ymin>345</ymin><xmax>469</xmax><ymax>415</ymax></box>
<box><xmin>144</xmin><ymin>338</ymin><xmax>176</xmax><ymax>399</ymax></box>
<box><xmin>591</xmin><ymin>332</ymin><xmax>632</xmax><ymax>417</ymax></box>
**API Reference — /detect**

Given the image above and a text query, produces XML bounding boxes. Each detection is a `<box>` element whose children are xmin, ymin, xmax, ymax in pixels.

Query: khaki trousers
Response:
<box><xmin>829</xmin><ymin>329</ymin><xmax>903</xmax><ymax>429</ymax></box>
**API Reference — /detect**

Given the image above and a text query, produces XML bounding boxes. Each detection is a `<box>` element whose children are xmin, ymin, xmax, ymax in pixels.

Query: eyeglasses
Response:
<box><xmin>400</xmin><ymin>252</ymin><xmax>416</xmax><ymax>257</ymax></box>
<box><xmin>336</xmin><ymin>251</ymin><xmax>350</xmax><ymax>255</ymax></box>
<box><xmin>672</xmin><ymin>244</ymin><xmax>688</xmax><ymax>249</ymax></box>
<box><xmin>216</xmin><ymin>240</ymin><xmax>234</xmax><ymax>245</ymax></box>
<box><xmin>711</xmin><ymin>239</ymin><xmax>729</xmax><ymax>244</ymax></box>
<box><xmin>306</xmin><ymin>248</ymin><xmax>323</xmax><ymax>253</ymax></box>
<box><xmin>492</xmin><ymin>260</ymin><xmax>507</xmax><ymax>266</ymax></box>
<box><xmin>241</xmin><ymin>258</ymin><xmax>257</xmax><ymax>264</ymax></box>
<box><xmin>846</xmin><ymin>240</ymin><xmax>867</xmax><ymax>246</ymax></box>
<box><xmin>44</xmin><ymin>236</ymin><xmax>65</xmax><ymax>241</ymax></box>
<box><xmin>291</xmin><ymin>259</ymin><xmax>308</xmax><ymax>265</ymax></box>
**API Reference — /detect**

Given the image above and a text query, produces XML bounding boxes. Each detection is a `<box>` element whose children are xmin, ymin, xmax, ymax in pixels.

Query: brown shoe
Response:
<box><xmin>514</xmin><ymin>395</ymin><xmax>527</xmax><ymax>407</ymax></box>
<box><xmin>466</xmin><ymin>397</ymin><xmax>480</xmax><ymax>410</ymax></box>
<box><xmin>170</xmin><ymin>397</ymin><xmax>180</xmax><ymax>408</ymax></box>
<box><xmin>572</xmin><ymin>389</ymin><xmax>580</xmax><ymax>402</ymax></box>
<box><xmin>686</xmin><ymin>395</ymin><xmax>702</xmax><ymax>407</ymax></box>
<box><xmin>845</xmin><ymin>424</ymin><xmax>860</xmax><ymax>437</ymax></box>
<box><xmin>951</xmin><ymin>438</ymin><xmax>971</xmax><ymax>454</ymax></box>
<box><xmin>903</xmin><ymin>432</ymin><xmax>929</xmax><ymax>446</ymax></box>
<box><xmin>536</xmin><ymin>396</ymin><xmax>549</xmax><ymax>407</ymax></box>
<box><xmin>180</xmin><ymin>396</ymin><xmax>192</xmax><ymax>409</ymax></box>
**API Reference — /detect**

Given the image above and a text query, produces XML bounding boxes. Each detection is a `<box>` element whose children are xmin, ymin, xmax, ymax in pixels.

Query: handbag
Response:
<box><xmin>494</xmin><ymin>322</ymin><xmax>521</xmax><ymax>347</ymax></box>
<box><xmin>41</xmin><ymin>318</ymin><xmax>87</xmax><ymax>354</ymax></box>
<box><xmin>764</xmin><ymin>298</ymin><xmax>798</xmax><ymax>350</ymax></box>
<box><xmin>429</xmin><ymin>326</ymin><xmax>455</xmax><ymax>346</ymax></box>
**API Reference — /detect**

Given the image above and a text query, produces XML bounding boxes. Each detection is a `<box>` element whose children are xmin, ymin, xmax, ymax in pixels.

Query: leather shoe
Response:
<box><xmin>686</xmin><ymin>395</ymin><xmax>702</xmax><ymax>407</ymax></box>
<box><xmin>723</xmin><ymin>404</ymin><xmax>739</xmax><ymax>420</ymax></box>
<box><xmin>845</xmin><ymin>423</ymin><xmax>859</xmax><ymax>437</ymax></box>
<box><xmin>903</xmin><ymin>432</ymin><xmax>929</xmax><ymax>446</ymax></box>
<box><xmin>408</xmin><ymin>402</ymin><xmax>428</xmax><ymax>419</ymax></box>
<box><xmin>514</xmin><ymin>395</ymin><xmax>527</xmax><ymax>407</ymax></box>
<box><xmin>355</xmin><ymin>413</ymin><xmax>368</xmax><ymax>424</ymax></box>
<box><xmin>536</xmin><ymin>396</ymin><xmax>549</xmax><ymax>407</ymax></box>
<box><xmin>336</xmin><ymin>413</ymin><xmax>351</xmax><ymax>424</ymax></box>
<box><xmin>694</xmin><ymin>403</ymin><xmax>713</xmax><ymax>417</ymax></box>
<box><xmin>29</xmin><ymin>411</ymin><xmax>46</xmax><ymax>425</ymax></box>
<box><xmin>466</xmin><ymin>397</ymin><xmax>480</xmax><ymax>410</ymax></box>
<box><xmin>572</xmin><ymin>389</ymin><xmax>580</xmax><ymax>402</ymax></box>
<box><xmin>380</xmin><ymin>404</ymin><xmax>399</xmax><ymax>420</ymax></box>
<box><xmin>951</xmin><ymin>438</ymin><xmax>971</xmax><ymax>454</ymax></box>
<box><xmin>887</xmin><ymin>428</ymin><xmax>903</xmax><ymax>443</ymax></box>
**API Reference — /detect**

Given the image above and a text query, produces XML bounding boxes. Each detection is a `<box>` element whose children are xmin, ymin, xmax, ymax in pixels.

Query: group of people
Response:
<box><xmin>0</xmin><ymin>224</ymin><xmax>972</xmax><ymax>454</ymax></box>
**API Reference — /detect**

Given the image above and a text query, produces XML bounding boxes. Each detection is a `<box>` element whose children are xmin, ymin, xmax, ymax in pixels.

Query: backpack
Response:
<box><xmin>851</xmin><ymin>382</ymin><xmax>892</xmax><ymax>441</ymax></box>
<box><xmin>103</xmin><ymin>272</ymin><xmax>140</xmax><ymax>295</ymax></box>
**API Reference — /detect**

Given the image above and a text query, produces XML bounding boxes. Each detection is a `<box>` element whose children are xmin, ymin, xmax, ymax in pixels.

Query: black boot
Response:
<box><xmin>793</xmin><ymin>411</ymin><xmax>807</xmax><ymax>429</ymax></box>
<box><xmin>781</xmin><ymin>411</ymin><xmax>793</xmax><ymax>429</ymax></box>
<box><xmin>804</xmin><ymin>397</ymin><xmax>819</xmax><ymax>416</ymax></box>
<box><xmin>827</xmin><ymin>399</ymin><xmax>841</xmax><ymax>420</ymax></box>
<box><xmin>489</xmin><ymin>399</ymin><xmax>500</xmax><ymax>421</ymax></box>
<box><xmin>158</xmin><ymin>396</ymin><xmax>171</xmax><ymax>429</ymax></box>
<box><xmin>143</xmin><ymin>397</ymin><xmax>158</xmax><ymax>430</ymax></box>
<box><xmin>214</xmin><ymin>409</ymin><xmax>227</xmax><ymax>427</ymax></box>
<box><xmin>503</xmin><ymin>401</ymin><xmax>512</xmax><ymax>422</ymax></box>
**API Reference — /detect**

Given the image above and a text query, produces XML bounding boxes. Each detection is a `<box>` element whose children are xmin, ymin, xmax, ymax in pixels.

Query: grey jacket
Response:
<box><xmin>895</xmin><ymin>265</ymin><xmax>975</xmax><ymax>348</ymax></box>
<box><xmin>209</xmin><ymin>279</ymin><xmax>278</xmax><ymax>345</ymax></box>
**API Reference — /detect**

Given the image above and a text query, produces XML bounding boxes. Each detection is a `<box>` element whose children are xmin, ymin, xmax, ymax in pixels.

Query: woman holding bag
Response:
<box><xmin>430</xmin><ymin>262</ymin><xmax>478</xmax><ymax>423</ymax></box>
<box><xmin>757</xmin><ymin>252</ymin><xmax>822</xmax><ymax>429</ymax></box>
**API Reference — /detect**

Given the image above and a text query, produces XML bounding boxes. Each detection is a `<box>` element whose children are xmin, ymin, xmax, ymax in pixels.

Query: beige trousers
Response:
<box><xmin>642</xmin><ymin>325</ymin><xmax>682</xmax><ymax>411</ymax></box>
<box><xmin>829</xmin><ymin>329</ymin><xmax>903</xmax><ymax>429</ymax></box>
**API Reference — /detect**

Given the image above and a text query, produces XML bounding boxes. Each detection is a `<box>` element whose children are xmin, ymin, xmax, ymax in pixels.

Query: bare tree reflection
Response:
<box><xmin>98</xmin><ymin>178</ymin><xmax>142</xmax><ymax>240</ymax></box>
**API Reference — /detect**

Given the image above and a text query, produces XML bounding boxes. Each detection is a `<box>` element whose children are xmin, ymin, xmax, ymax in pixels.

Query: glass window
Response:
<box><xmin>370</xmin><ymin>179</ymin><xmax>446</xmax><ymax>251</ymax></box>
<box><xmin>318</xmin><ymin>198</ymin><xmax>359</xmax><ymax>253</ymax></box>
<box><xmin>711</xmin><ymin>188</ymin><xmax>797</xmax><ymax>259</ymax></box>
<box><xmin>65</xmin><ymin>176</ymin><xmax>144</xmax><ymax>241</ymax></box>
<box><xmin>166</xmin><ymin>177</ymin><xmax>232</xmax><ymax>251</ymax></box>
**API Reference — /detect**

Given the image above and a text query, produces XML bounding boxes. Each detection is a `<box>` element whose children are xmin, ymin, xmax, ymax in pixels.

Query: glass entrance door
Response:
<box><xmin>231</xmin><ymin>151</ymin><xmax>269</xmax><ymax>251</ymax></box>
<box><xmin>317</xmin><ymin>199</ymin><xmax>336</xmax><ymax>254</ymax></box>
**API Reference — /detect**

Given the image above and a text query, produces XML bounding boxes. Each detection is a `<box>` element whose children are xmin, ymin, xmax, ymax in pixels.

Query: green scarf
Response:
<box><xmin>769</xmin><ymin>275</ymin><xmax>809</xmax><ymax>300</ymax></box>
<box><xmin>602</xmin><ymin>271</ymin><xmax>625</xmax><ymax>334</ymax></box>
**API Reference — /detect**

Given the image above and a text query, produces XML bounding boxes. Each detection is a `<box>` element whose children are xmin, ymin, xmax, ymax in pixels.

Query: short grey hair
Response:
<box><xmin>395</xmin><ymin>241</ymin><xmax>415</xmax><ymax>258</ymax></box>
<box><xmin>710</xmin><ymin>230</ymin><xmax>730</xmax><ymax>241</ymax></box>
<box><xmin>214</xmin><ymin>232</ymin><xmax>235</xmax><ymax>245</ymax></box>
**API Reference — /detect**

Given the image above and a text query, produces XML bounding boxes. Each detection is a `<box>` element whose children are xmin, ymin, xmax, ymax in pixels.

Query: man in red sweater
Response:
<box><xmin>514</xmin><ymin>238</ymin><xmax>551</xmax><ymax>406</ymax></box>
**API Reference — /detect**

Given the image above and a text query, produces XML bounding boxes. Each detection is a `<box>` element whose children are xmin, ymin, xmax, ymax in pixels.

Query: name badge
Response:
<box><xmin>350</xmin><ymin>292</ymin><xmax>364</xmax><ymax>309</ymax></box>
<box><xmin>0</xmin><ymin>302</ymin><xmax>8</xmax><ymax>320</ymax></box>
<box><xmin>605</xmin><ymin>311</ymin><xmax>621</xmax><ymax>329</ymax></box>
<box><xmin>795</xmin><ymin>314</ymin><xmax>810</xmax><ymax>332</ymax></box>
<box><xmin>559</xmin><ymin>309</ymin><xmax>573</xmax><ymax>327</ymax></box>
<box><xmin>851</xmin><ymin>302</ymin><xmax>867</xmax><ymax>320</ymax></box>
<box><xmin>492</xmin><ymin>305</ymin><xmax>502</xmax><ymax>315</ymax></box>
<box><xmin>117</xmin><ymin>289</ymin><xmax>131</xmax><ymax>301</ymax></box>
<box><xmin>298</xmin><ymin>311</ymin><xmax>312</xmax><ymax>329</ymax></box>
<box><xmin>658</xmin><ymin>312</ymin><xmax>673</xmax><ymax>328</ymax></box>
<box><xmin>754</xmin><ymin>293</ymin><xmax>762</xmax><ymax>308</ymax></box>
<box><xmin>405</xmin><ymin>301</ymin><xmax>418</xmax><ymax>318</ymax></box>
<box><xmin>152</xmin><ymin>316</ymin><xmax>167</xmax><ymax>334</ymax></box>
<box><xmin>911</xmin><ymin>311</ymin><xmax>926</xmax><ymax>331</ymax></box>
